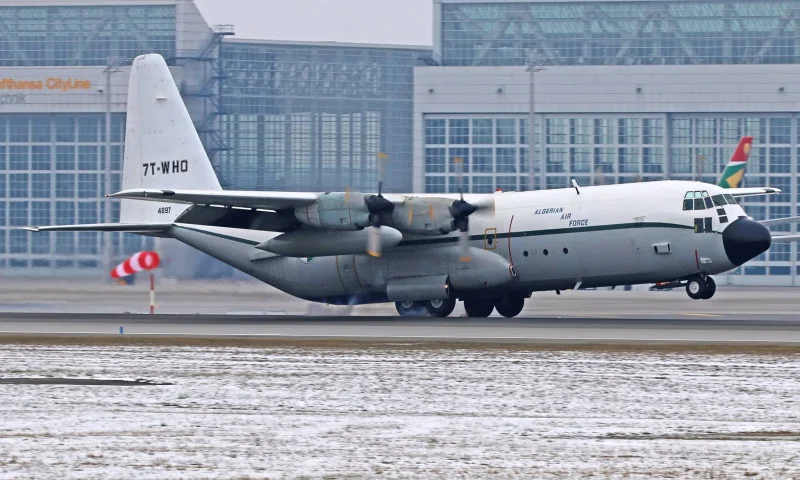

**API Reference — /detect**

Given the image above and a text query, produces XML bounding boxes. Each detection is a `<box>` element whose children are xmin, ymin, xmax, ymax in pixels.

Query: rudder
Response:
<box><xmin>120</xmin><ymin>54</ymin><xmax>221</xmax><ymax>223</ymax></box>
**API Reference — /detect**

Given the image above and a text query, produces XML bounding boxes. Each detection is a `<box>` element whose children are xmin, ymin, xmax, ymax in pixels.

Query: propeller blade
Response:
<box><xmin>453</xmin><ymin>157</ymin><xmax>465</xmax><ymax>201</ymax></box>
<box><xmin>458</xmin><ymin>229</ymin><xmax>471</xmax><ymax>262</ymax></box>
<box><xmin>428</xmin><ymin>202</ymin><xmax>435</xmax><ymax>221</ymax></box>
<box><xmin>377</xmin><ymin>152</ymin><xmax>388</xmax><ymax>197</ymax></box>
<box><xmin>344</xmin><ymin>186</ymin><xmax>350</xmax><ymax>204</ymax></box>
<box><xmin>367</xmin><ymin>225</ymin><xmax>382</xmax><ymax>258</ymax></box>
<box><xmin>408</xmin><ymin>204</ymin><xmax>414</xmax><ymax>225</ymax></box>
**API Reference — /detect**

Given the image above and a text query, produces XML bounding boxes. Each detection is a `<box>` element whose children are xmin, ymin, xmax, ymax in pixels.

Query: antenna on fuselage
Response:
<box><xmin>571</xmin><ymin>178</ymin><xmax>581</xmax><ymax>195</ymax></box>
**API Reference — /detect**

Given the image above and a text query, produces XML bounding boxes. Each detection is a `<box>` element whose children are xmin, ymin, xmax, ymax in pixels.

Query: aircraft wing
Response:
<box><xmin>109</xmin><ymin>189</ymin><xmax>320</xmax><ymax>210</ymax></box>
<box><xmin>759</xmin><ymin>216</ymin><xmax>800</xmax><ymax>226</ymax></box>
<box><xmin>772</xmin><ymin>234</ymin><xmax>800</xmax><ymax>243</ymax></box>
<box><xmin>726</xmin><ymin>187</ymin><xmax>781</xmax><ymax>197</ymax></box>
<box><xmin>24</xmin><ymin>223</ymin><xmax>172</xmax><ymax>233</ymax></box>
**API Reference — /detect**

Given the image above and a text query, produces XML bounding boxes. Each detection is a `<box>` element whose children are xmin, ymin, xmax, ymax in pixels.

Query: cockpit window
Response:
<box><xmin>694</xmin><ymin>198</ymin><xmax>705</xmax><ymax>210</ymax></box>
<box><xmin>723</xmin><ymin>193</ymin><xmax>738</xmax><ymax>205</ymax></box>
<box><xmin>683</xmin><ymin>198</ymin><xmax>693</xmax><ymax>210</ymax></box>
<box><xmin>712</xmin><ymin>194</ymin><xmax>726</xmax><ymax>206</ymax></box>
<box><xmin>703</xmin><ymin>196</ymin><xmax>713</xmax><ymax>209</ymax></box>
<box><xmin>701</xmin><ymin>190</ymin><xmax>709</xmax><ymax>197</ymax></box>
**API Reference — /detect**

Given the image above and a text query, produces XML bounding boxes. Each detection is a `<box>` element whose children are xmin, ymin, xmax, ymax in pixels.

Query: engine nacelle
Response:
<box><xmin>294</xmin><ymin>192</ymin><xmax>370</xmax><ymax>230</ymax></box>
<box><xmin>258</xmin><ymin>226</ymin><xmax>402</xmax><ymax>257</ymax></box>
<box><xmin>387</xmin><ymin>197</ymin><xmax>456</xmax><ymax>235</ymax></box>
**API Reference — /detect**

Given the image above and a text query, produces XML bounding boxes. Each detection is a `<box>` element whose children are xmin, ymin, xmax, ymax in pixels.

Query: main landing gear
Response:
<box><xmin>685</xmin><ymin>275</ymin><xmax>716</xmax><ymax>300</ymax></box>
<box><xmin>394</xmin><ymin>295</ymin><xmax>526</xmax><ymax>318</ymax></box>
<box><xmin>462</xmin><ymin>295</ymin><xmax>526</xmax><ymax>318</ymax></box>
<box><xmin>395</xmin><ymin>299</ymin><xmax>456</xmax><ymax>318</ymax></box>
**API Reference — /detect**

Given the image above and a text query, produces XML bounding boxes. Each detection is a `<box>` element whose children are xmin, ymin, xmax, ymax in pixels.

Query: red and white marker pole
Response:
<box><xmin>150</xmin><ymin>272</ymin><xmax>155</xmax><ymax>315</ymax></box>
<box><xmin>111</xmin><ymin>251</ymin><xmax>161</xmax><ymax>314</ymax></box>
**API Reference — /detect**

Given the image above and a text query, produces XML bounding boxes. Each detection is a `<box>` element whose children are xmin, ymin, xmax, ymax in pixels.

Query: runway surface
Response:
<box><xmin>2</xmin><ymin>312</ymin><xmax>800</xmax><ymax>345</ymax></box>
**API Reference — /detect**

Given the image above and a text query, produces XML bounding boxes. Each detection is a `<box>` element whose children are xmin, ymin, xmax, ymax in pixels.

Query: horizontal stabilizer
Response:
<box><xmin>772</xmin><ymin>234</ymin><xmax>800</xmax><ymax>243</ymax></box>
<box><xmin>759</xmin><ymin>216</ymin><xmax>800</xmax><ymax>226</ymax></box>
<box><xmin>726</xmin><ymin>187</ymin><xmax>781</xmax><ymax>197</ymax></box>
<box><xmin>24</xmin><ymin>223</ymin><xmax>172</xmax><ymax>233</ymax></box>
<box><xmin>109</xmin><ymin>189</ymin><xmax>318</xmax><ymax>211</ymax></box>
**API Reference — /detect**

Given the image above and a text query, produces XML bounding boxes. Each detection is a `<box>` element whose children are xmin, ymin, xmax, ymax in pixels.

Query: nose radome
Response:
<box><xmin>722</xmin><ymin>218</ymin><xmax>772</xmax><ymax>266</ymax></box>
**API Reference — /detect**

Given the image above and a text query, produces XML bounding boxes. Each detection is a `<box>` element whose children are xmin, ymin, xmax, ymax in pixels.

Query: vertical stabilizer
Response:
<box><xmin>120</xmin><ymin>54</ymin><xmax>221</xmax><ymax>223</ymax></box>
<box><xmin>718</xmin><ymin>136</ymin><xmax>753</xmax><ymax>189</ymax></box>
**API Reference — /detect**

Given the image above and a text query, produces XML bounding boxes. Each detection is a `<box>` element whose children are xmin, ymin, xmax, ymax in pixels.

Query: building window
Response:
<box><xmin>495</xmin><ymin>119</ymin><xmax>516</xmax><ymax>144</ymax></box>
<box><xmin>448</xmin><ymin>119</ymin><xmax>469</xmax><ymax>144</ymax></box>
<box><xmin>472</xmin><ymin>148</ymin><xmax>493</xmax><ymax>173</ymax></box>
<box><xmin>471</xmin><ymin>119</ymin><xmax>492</xmax><ymax>144</ymax></box>
<box><xmin>425</xmin><ymin>148</ymin><xmax>446</xmax><ymax>173</ymax></box>
<box><xmin>496</xmin><ymin>148</ymin><xmax>516</xmax><ymax>173</ymax></box>
<box><xmin>425</xmin><ymin>119</ymin><xmax>446</xmax><ymax>145</ymax></box>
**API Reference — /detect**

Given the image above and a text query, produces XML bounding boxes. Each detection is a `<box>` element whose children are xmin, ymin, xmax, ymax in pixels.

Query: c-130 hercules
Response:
<box><xmin>26</xmin><ymin>54</ymin><xmax>800</xmax><ymax>318</ymax></box>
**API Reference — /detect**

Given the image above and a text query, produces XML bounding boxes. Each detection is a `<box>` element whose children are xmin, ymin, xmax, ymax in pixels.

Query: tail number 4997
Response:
<box><xmin>143</xmin><ymin>160</ymin><xmax>189</xmax><ymax>176</ymax></box>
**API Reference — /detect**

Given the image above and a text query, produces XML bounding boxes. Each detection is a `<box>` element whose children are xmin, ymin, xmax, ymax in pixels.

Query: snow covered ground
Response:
<box><xmin>0</xmin><ymin>342</ymin><xmax>799</xmax><ymax>479</ymax></box>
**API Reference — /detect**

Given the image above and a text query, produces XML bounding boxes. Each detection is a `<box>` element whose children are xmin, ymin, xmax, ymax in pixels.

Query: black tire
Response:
<box><xmin>700</xmin><ymin>277</ymin><xmax>716</xmax><ymax>300</ymax></box>
<box><xmin>425</xmin><ymin>298</ymin><xmax>456</xmax><ymax>317</ymax></box>
<box><xmin>685</xmin><ymin>277</ymin><xmax>706</xmax><ymax>300</ymax></box>
<box><xmin>463</xmin><ymin>299</ymin><xmax>494</xmax><ymax>318</ymax></box>
<box><xmin>494</xmin><ymin>295</ymin><xmax>525</xmax><ymax>318</ymax></box>
<box><xmin>395</xmin><ymin>300</ymin><xmax>426</xmax><ymax>317</ymax></box>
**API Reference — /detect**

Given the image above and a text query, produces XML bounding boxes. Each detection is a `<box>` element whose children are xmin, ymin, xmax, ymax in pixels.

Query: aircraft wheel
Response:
<box><xmin>685</xmin><ymin>277</ymin><xmax>706</xmax><ymax>300</ymax></box>
<box><xmin>395</xmin><ymin>300</ymin><xmax>426</xmax><ymax>317</ymax></box>
<box><xmin>425</xmin><ymin>298</ymin><xmax>456</xmax><ymax>317</ymax></box>
<box><xmin>463</xmin><ymin>299</ymin><xmax>495</xmax><ymax>318</ymax></box>
<box><xmin>494</xmin><ymin>295</ymin><xmax>525</xmax><ymax>318</ymax></box>
<box><xmin>700</xmin><ymin>277</ymin><xmax>716</xmax><ymax>300</ymax></box>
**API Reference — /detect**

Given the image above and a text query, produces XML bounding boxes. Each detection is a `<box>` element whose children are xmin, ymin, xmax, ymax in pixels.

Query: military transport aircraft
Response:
<box><xmin>25</xmin><ymin>54</ymin><xmax>800</xmax><ymax>318</ymax></box>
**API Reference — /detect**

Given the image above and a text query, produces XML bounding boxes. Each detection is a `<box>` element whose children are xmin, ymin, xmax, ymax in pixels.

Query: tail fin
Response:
<box><xmin>718</xmin><ymin>136</ymin><xmax>753</xmax><ymax>188</ymax></box>
<box><xmin>120</xmin><ymin>54</ymin><xmax>221</xmax><ymax>223</ymax></box>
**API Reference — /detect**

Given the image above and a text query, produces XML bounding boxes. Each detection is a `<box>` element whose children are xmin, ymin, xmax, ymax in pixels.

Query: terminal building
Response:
<box><xmin>0</xmin><ymin>0</ymin><xmax>430</xmax><ymax>277</ymax></box>
<box><xmin>414</xmin><ymin>0</ymin><xmax>800</xmax><ymax>285</ymax></box>
<box><xmin>1</xmin><ymin>0</ymin><xmax>799</xmax><ymax>285</ymax></box>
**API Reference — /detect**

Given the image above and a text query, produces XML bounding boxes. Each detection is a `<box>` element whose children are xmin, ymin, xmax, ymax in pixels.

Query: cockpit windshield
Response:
<box><xmin>682</xmin><ymin>190</ymin><xmax>726</xmax><ymax>210</ymax></box>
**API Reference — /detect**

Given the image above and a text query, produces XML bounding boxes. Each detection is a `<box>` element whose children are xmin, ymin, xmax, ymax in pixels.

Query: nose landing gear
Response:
<box><xmin>686</xmin><ymin>275</ymin><xmax>716</xmax><ymax>300</ymax></box>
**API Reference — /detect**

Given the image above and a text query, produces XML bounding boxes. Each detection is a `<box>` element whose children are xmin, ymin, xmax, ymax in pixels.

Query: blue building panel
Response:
<box><xmin>439</xmin><ymin>0</ymin><xmax>800</xmax><ymax>66</ymax></box>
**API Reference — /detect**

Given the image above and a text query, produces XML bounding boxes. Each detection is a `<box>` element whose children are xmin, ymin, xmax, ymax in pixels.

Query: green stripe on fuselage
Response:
<box><xmin>175</xmin><ymin>221</ymin><xmax>695</xmax><ymax>250</ymax></box>
<box><xmin>399</xmin><ymin>222</ymin><xmax>694</xmax><ymax>247</ymax></box>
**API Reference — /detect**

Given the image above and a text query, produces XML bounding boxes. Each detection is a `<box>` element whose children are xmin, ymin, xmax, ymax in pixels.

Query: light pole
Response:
<box><xmin>103</xmin><ymin>58</ymin><xmax>120</xmax><ymax>277</ymax></box>
<box><xmin>526</xmin><ymin>49</ymin><xmax>545</xmax><ymax>191</ymax></box>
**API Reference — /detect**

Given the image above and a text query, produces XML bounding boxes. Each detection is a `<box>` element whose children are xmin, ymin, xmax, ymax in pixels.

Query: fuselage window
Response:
<box><xmin>712</xmin><ymin>194</ymin><xmax>726</xmax><ymax>206</ymax></box>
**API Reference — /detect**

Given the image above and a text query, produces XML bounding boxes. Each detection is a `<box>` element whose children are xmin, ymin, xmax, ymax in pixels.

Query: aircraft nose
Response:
<box><xmin>722</xmin><ymin>218</ymin><xmax>771</xmax><ymax>266</ymax></box>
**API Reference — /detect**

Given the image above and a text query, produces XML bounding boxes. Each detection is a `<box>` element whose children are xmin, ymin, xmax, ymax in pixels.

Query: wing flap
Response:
<box><xmin>109</xmin><ymin>189</ymin><xmax>319</xmax><ymax>210</ymax></box>
<box><xmin>24</xmin><ymin>223</ymin><xmax>172</xmax><ymax>233</ymax></box>
<box><xmin>727</xmin><ymin>187</ymin><xmax>781</xmax><ymax>197</ymax></box>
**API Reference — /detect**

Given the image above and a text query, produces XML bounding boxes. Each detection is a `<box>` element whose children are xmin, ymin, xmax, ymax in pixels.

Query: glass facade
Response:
<box><xmin>0</xmin><ymin>4</ymin><xmax>176</xmax><ymax>66</ymax></box>
<box><xmin>0</xmin><ymin>114</ymin><xmax>150</xmax><ymax>270</ymax></box>
<box><xmin>218</xmin><ymin>41</ymin><xmax>430</xmax><ymax>193</ymax></box>
<box><xmin>423</xmin><ymin>113</ymin><xmax>798</xmax><ymax>276</ymax></box>
<box><xmin>440</xmin><ymin>1</ymin><xmax>800</xmax><ymax>66</ymax></box>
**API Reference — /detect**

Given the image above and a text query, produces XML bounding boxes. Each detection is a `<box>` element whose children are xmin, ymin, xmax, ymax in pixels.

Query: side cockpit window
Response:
<box><xmin>723</xmin><ymin>193</ymin><xmax>738</xmax><ymax>205</ymax></box>
<box><xmin>682</xmin><ymin>191</ymin><xmax>694</xmax><ymax>210</ymax></box>
<box><xmin>712</xmin><ymin>194</ymin><xmax>727</xmax><ymax>207</ymax></box>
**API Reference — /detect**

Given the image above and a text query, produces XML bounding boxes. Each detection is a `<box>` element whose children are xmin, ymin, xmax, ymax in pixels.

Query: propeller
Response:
<box><xmin>364</xmin><ymin>152</ymin><xmax>393</xmax><ymax>257</ymax></box>
<box><xmin>450</xmin><ymin>157</ymin><xmax>474</xmax><ymax>262</ymax></box>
